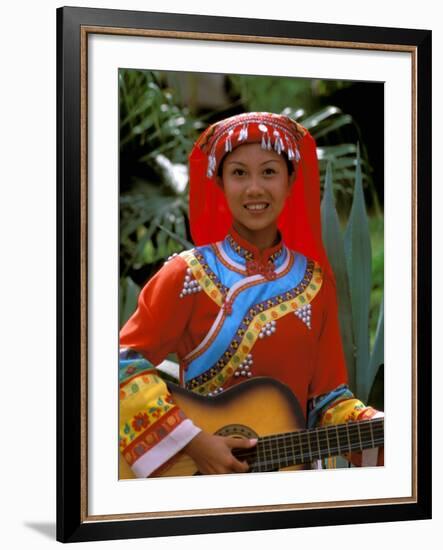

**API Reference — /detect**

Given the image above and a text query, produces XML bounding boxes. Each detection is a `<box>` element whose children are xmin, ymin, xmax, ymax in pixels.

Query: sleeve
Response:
<box><xmin>119</xmin><ymin>257</ymin><xmax>201</xmax><ymax>478</ymax></box>
<box><xmin>312</xmin><ymin>390</ymin><xmax>384</xmax><ymax>467</ymax></box>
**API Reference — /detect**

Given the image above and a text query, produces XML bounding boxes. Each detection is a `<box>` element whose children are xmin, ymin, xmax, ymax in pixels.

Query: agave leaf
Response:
<box><xmin>120</xmin><ymin>277</ymin><xmax>141</xmax><ymax>328</ymax></box>
<box><xmin>301</xmin><ymin>106</ymin><xmax>342</xmax><ymax>129</ymax></box>
<box><xmin>344</xmin><ymin>145</ymin><xmax>372</xmax><ymax>401</ymax></box>
<box><xmin>313</xmin><ymin>114</ymin><xmax>353</xmax><ymax>139</ymax></box>
<box><xmin>369</xmin><ymin>293</ymin><xmax>384</xmax><ymax>388</ymax></box>
<box><xmin>317</xmin><ymin>143</ymin><xmax>357</xmax><ymax>159</ymax></box>
<box><xmin>321</xmin><ymin>162</ymin><xmax>356</xmax><ymax>391</ymax></box>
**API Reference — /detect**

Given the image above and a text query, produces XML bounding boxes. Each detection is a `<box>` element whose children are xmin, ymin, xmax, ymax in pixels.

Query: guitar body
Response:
<box><xmin>119</xmin><ymin>377</ymin><xmax>307</xmax><ymax>479</ymax></box>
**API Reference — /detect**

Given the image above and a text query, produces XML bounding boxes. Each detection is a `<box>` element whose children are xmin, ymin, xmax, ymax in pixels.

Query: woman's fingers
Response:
<box><xmin>225</xmin><ymin>437</ymin><xmax>257</xmax><ymax>473</ymax></box>
<box><xmin>184</xmin><ymin>431</ymin><xmax>258</xmax><ymax>474</ymax></box>
<box><xmin>226</xmin><ymin>437</ymin><xmax>258</xmax><ymax>449</ymax></box>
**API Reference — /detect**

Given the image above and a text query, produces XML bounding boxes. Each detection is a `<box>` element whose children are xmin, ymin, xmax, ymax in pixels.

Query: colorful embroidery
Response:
<box><xmin>121</xmin><ymin>406</ymin><xmax>187</xmax><ymax>466</ymax></box>
<box><xmin>185</xmin><ymin>254</ymin><xmax>296</xmax><ymax>365</ymax></box>
<box><xmin>226</xmin><ymin>233</ymin><xmax>284</xmax><ymax>264</ymax></box>
<box><xmin>212</xmin><ymin>242</ymin><xmax>246</xmax><ymax>275</ymax></box>
<box><xmin>186</xmin><ymin>261</ymin><xmax>323</xmax><ymax>394</ymax></box>
<box><xmin>119</xmin><ymin>358</ymin><xmax>157</xmax><ymax>386</ymax></box>
<box><xmin>180</xmin><ymin>249</ymin><xmax>227</xmax><ymax>307</ymax></box>
<box><xmin>183</xmin><ymin>253</ymin><xmax>295</xmax><ymax>366</ymax></box>
<box><xmin>320</xmin><ymin>398</ymin><xmax>366</xmax><ymax>426</ymax></box>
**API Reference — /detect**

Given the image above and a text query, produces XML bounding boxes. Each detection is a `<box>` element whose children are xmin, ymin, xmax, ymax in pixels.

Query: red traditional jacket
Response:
<box><xmin>119</xmin><ymin>229</ymin><xmax>383</xmax><ymax>477</ymax></box>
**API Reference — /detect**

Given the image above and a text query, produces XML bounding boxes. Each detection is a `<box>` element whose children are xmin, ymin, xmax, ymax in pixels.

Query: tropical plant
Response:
<box><xmin>119</xmin><ymin>68</ymin><xmax>199</xmax><ymax>327</ymax></box>
<box><xmin>321</xmin><ymin>147</ymin><xmax>384</xmax><ymax>405</ymax></box>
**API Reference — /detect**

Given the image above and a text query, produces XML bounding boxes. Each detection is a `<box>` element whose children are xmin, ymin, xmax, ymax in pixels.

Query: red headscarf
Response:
<box><xmin>188</xmin><ymin>112</ymin><xmax>332</xmax><ymax>278</ymax></box>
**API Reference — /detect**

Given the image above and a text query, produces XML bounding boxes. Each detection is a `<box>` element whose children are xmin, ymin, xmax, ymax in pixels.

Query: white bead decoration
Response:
<box><xmin>179</xmin><ymin>269</ymin><xmax>202</xmax><ymax>298</ymax></box>
<box><xmin>164</xmin><ymin>252</ymin><xmax>179</xmax><ymax>266</ymax></box>
<box><xmin>234</xmin><ymin>354</ymin><xmax>254</xmax><ymax>378</ymax></box>
<box><xmin>294</xmin><ymin>304</ymin><xmax>312</xmax><ymax>329</ymax></box>
<box><xmin>258</xmin><ymin>320</ymin><xmax>277</xmax><ymax>339</ymax></box>
<box><xmin>208</xmin><ymin>386</ymin><xmax>224</xmax><ymax>397</ymax></box>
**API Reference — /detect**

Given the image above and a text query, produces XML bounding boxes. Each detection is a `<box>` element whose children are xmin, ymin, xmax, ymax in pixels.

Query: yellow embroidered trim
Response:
<box><xmin>193</xmin><ymin>263</ymin><xmax>323</xmax><ymax>395</ymax></box>
<box><xmin>120</xmin><ymin>372</ymin><xmax>165</xmax><ymax>399</ymax></box>
<box><xmin>180</xmin><ymin>250</ymin><xmax>224</xmax><ymax>307</ymax></box>
<box><xmin>321</xmin><ymin>398</ymin><xmax>366</xmax><ymax>426</ymax></box>
<box><xmin>119</xmin><ymin>374</ymin><xmax>176</xmax><ymax>445</ymax></box>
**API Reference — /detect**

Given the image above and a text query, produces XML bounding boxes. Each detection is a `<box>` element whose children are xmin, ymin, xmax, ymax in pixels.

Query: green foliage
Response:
<box><xmin>119</xmin><ymin>69</ymin><xmax>203</xmax><ymax>164</ymax></box>
<box><xmin>321</xmin><ymin>154</ymin><xmax>384</xmax><ymax>404</ymax></box>
<box><xmin>119</xmin><ymin>69</ymin><xmax>200</xmax><ymax>290</ymax></box>
<box><xmin>119</xmin><ymin>276</ymin><xmax>141</xmax><ymax>328</ymax></box>
<box><xmin>321</xmin><ymin>163</ymin><xmax>356</xmax><ymax>390</ymax></box>
<box><xmin>228</xmin><ymin>75</ymin><xmax>351</xmax><ymax>115</ymax></box>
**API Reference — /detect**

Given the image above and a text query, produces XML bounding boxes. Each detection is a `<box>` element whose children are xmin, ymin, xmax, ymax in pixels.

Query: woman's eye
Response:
<box><xmin>263</xmin><ymin>168</ymin><xmax>276</xmax><ymax>175</ymax></box>
<box><xmin>233</xmin><ymin>168</ymin><xmax>246</xmax><ymax>176</ymax></box>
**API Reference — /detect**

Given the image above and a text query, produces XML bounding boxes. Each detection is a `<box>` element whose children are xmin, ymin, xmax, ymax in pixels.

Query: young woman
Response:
<box><xmin>119</xmin><ymin>112</ymin><xmax>383</xmax><ymax>478</ymax></box>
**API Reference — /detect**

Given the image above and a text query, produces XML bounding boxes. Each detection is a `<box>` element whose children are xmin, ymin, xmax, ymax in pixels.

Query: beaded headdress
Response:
<box><xmin>188</xmin><ymin>112</ymin><xmax>332</xmax><ymax>277</ymax></box>
<box><xmin>197</xmin><ymin>112</ymin><xmax>306</xmax><ymax>178</ymax></box>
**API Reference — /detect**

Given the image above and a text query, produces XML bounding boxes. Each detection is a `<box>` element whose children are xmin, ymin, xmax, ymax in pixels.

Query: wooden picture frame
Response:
<box><xmin>56</xmin><ymin>6</ymin><xmax>431</xmax><ymax>542</ymax></box>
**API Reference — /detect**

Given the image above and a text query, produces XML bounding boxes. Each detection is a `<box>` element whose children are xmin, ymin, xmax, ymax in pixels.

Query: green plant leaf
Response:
<box><xmin>344</xmin><ymin>145</ymin><xmax>372</xmax><ymax>401</ymax></box>
<box><xmin>301</xmin><ymin>106</ymin><xmax>342</xmax><ymax>129</ymax></box>
<box><xmin>369</xmin><ymin>293</ymin><xmax>384</xmax><ymax>388</ymax></box>
<box><xmin>321</xmin><ymin>162</ymin><xmax>356</xmax><ymax>391</ymax></box>
<box><xmin>120</xmin><ymin>277</ymin><xmax>141</xmax><ymax>328</ymax></box>
<box><xmin>157</xmin><ymin>223</ymin><xmax>193</xmax><ymax>249</ymax></box>
<box><xmin>312</xmin><ymin>114</ymin><xmax>353</xmax><ymax>139</ymax></box>
<box><xmin>317</xmin><ymin>144</ymin><xmax>357</xmax><ymax>158</ymax></box>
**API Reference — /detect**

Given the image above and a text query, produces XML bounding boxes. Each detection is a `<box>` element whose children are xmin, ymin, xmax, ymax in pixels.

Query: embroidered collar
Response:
<box><xmin>225</xmin><ymin>227</ymin><xmax>285</xmax><ymax>280</ymax></box>
<box><xmin>225</xmin><ymin>227</ymin><xmax>284</xmax><ymax>265</ymax></box>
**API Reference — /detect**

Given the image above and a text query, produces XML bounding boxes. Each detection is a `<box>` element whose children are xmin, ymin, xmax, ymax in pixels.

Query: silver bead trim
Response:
<box><xmin>234</xmin><ymin>353</ymin><xmax>254</xmax><ymax>378</ymax></box>
<box><xmin>179</xmin><ymin>268</ymin><xmax>203</xmax><ymax>298</ymax></box>
<box><xmin>258</xmin><ymin>320</ymin><xmax>277</xmax><ymax>339</ymax></box>
<box><xmin>164</xmin><ymin>252</ymin><xmax>179</xmax><ymax>265</ymax></box>
<box><xmin>205</xmin><ymin>117</ymin><xmax>302</xmax><ymax>178</ymax></box>
<box><xmin>294</xmin><ymin>304</ymin><xmax>312</xmax><ymax>329</ymax></box>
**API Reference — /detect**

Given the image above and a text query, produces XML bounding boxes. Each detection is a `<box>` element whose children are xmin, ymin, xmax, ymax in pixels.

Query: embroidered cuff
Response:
<box><xmin>131</xmin><ymin>420</ymin><xmax>202</xmax><ymax>478</ymax></box>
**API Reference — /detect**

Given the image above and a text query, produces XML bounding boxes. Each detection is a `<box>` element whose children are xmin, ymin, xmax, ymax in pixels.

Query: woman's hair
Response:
<box><xmin>216</xmin><ymin>150</ymin><xmax>295</xmax><ymax>178</ymax></box>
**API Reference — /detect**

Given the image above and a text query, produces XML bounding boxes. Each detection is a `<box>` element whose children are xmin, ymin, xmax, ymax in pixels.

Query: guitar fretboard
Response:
<box><xmin>235</xmin><ymin>418</ymin><xmax>384</xmax><ymax>472</ymax></box>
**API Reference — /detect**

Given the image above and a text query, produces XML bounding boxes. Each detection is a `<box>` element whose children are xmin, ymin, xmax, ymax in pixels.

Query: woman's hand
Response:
<box><xmin>183</xmin><ymin>430</ymin><xmax>257</xmax><ymax>475</ymax></box>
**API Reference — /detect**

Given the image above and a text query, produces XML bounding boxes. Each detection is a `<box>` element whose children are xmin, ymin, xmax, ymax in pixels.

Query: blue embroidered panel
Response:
<box><xmin>184</xmin><ymin>251</ymin><xmax>307</xmax><ymax>382</ymax></box>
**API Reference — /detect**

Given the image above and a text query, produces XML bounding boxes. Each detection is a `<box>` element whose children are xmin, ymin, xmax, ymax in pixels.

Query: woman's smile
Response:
<box><xmin>243</xmin><ymin>202</ymin><xmax>270</xmax><ymax>212</ymax></box>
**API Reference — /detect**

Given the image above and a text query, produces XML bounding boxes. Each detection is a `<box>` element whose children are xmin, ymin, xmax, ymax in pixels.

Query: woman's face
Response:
<box><xmin>217</xmin><ymin>143</ymin><xmax>294</xmax><ymax>241</ymax></box>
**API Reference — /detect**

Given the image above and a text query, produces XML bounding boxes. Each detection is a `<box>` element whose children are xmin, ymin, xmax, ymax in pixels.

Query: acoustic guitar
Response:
<box><xmin>119</xmin><ymin>376</ymin><xmax>384</xmax><ymax>479</ymax></box>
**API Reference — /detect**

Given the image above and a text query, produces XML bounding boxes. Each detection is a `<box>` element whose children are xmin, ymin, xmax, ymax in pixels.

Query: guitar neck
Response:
<box><xmin>237</xmin><ymin>418</ymin><xmax>384</xmax><ymax>472</ymax></box>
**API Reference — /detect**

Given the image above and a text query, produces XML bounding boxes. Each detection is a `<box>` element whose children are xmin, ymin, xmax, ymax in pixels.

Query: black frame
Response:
<box><xmin>57</xmin><ymin>6</ymin><xmax>432</xmax><ymax>543</ymax></box>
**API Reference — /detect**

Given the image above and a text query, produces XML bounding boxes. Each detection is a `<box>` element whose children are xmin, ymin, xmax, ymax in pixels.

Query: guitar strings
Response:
<box><xmin>235</xmin><ymin>436</ymin><xmax>385</xmax><ymax>466</ymax></box>
<box><xmin>164</xmin><ymin>425</ymin><xmax>383</xmax><ymax>473</ymax></box>
<box><xmin>244</xmin><ymin>427</ymin><xmax>384</xmax><ymax>467</ymax></box>
<box><xmin>255</xmin><ymin>418</ymin><xmax>384</xmax><ymax>446</ymax></box>
<box><xmin>169</xmin><ymin>436</ymin><xmax>384</xmax><ymax>473</ymax></box>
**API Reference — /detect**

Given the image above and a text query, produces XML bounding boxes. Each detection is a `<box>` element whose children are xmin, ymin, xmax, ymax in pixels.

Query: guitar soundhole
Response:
<box><xmin>215</xmin><ymin>424</ymin><xmax>258</xmax><ymax>439</ymax></box>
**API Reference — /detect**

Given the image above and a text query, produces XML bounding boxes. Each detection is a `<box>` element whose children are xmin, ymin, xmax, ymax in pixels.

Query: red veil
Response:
<box><xmin>188</xmin><ymin>112</ymin><xmax>332</xmax><ymax>278</ymax></box>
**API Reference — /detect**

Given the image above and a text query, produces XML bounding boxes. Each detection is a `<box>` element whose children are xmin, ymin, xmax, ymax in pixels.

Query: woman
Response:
<box><xmin>119</xmin><ymin>112</ymin><xmax>383</xmax><ymax>478</ymax></box>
